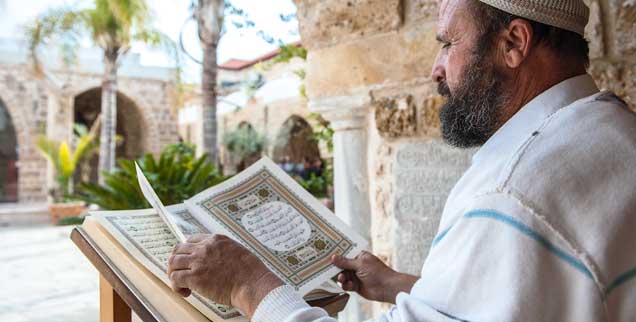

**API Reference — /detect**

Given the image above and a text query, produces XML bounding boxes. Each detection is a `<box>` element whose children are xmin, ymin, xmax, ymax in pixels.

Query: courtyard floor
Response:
<box><xmin>0</xmin><ymin>205</ymin><xmax>145</xmax><ymax>322</ymax></box>
<box><xmin>0</xmin><ymin>225</ymin><xmax>100</xmax><ymax>322</ymax></box>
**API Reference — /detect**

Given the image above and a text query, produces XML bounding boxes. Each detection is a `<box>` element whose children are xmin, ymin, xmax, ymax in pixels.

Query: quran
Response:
<box><xmin>80</xmin><ymin>157</ymin><xmax>368</xmax><ymax>321</ymax></box>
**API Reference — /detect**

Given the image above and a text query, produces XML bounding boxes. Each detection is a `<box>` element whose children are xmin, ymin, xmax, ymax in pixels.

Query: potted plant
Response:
<box><xmin>36</xmin><ymin>122</ymin><xmax>99</xmax><ymax>223</ymax></box>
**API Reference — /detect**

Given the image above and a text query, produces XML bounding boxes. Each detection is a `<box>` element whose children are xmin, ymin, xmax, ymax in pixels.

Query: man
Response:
<box><xmin>168</xmin><ymin>0</ymin><xmax>636</xmax><ymax>321</ymax></box>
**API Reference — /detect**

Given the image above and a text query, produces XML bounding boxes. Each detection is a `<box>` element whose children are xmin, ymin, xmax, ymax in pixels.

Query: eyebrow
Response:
<box><xmin>436</xmin><ymin>33</ymin><xmax>448</xmax><ymax>43</ymax></box>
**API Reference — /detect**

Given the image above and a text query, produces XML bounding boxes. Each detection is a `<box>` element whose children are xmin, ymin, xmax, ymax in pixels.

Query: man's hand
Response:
<box><xmin>167</xmin><ymin>234</ymin><xmax>283</xmax><ymax>317</ymax></box>
<box><xmin>332</xmin><ymin>251</ymin><xmax>419</xmax><ymax>304</ymax></box>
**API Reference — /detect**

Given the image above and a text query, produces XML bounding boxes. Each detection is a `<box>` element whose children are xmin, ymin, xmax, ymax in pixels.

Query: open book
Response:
<box><xmin>81</xmin><ymin>157</ymin><xmax>368</xmax><ymax>321</ymax></box>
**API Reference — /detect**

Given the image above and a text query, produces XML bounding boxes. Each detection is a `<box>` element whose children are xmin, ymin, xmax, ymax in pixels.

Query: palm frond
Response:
<box><xmin>106</xmin><ymin>0</ymin><xmax>151</xmax><ymax>30</ymax></box>
<box><xmin>35</xmin><ymin>137</ymin><xmax>61</xmax><ymax>173</ymax></box>
<box><xmin>59</xmin><ymin>142</ymin><xmax>74</xmax><ymax>179</ymax></box>
<box><xmin>24</xmin><ymin>6</ymin><xmax>90</xmax><ymax>74</ymax></box>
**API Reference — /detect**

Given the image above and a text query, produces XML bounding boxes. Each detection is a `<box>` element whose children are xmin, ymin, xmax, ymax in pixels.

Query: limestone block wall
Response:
<box><xmin>587</xmin><ymin>0</ymin><xmax>636</xmax><ymax>109</ymax></box>
<box><xmin>56</xmin><ymin>70</ymin><xmax>179</xmax><ymax>156</ymax></box>
<box><xmin>295</xmin><ymin>0</ymin><xmax>471</xmax><ymax>275</ymax></box>
<box><xmin>0</xmin><ymin>63</ymin><xmax>179</xmax><ymax>203</ymax></box>
<box><xmin>294</xmin><ymin>0</ymin><xmax>635</xmax><ymax>318</ymax></box>
<box><xmin>0</xmin><ymin>65</ymin><xmax>49</xmax><ymax>202</ymax></box>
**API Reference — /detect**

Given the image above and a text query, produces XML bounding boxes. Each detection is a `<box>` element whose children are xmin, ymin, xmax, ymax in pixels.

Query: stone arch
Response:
<box><xmin>0</xmin><ymin>68</ymin><xmax>45</xmax><ymax>203</ymax></box>
<box><xmin>0</xmin><ymin>96</ymin><xmax>18</xmax><ymax>202</ymax></box>
<box><xmin>272</xmin><ymin>115</ymin><xmax>321</xmax><ymax>165</ymax></box>
<box><xmin>72</xmin><ymin>87</ymin><xmax>148</xmax><ymax>184</ymax></box>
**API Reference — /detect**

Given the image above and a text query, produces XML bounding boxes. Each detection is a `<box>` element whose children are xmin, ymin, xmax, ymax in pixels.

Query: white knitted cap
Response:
<box><xmin>479</xmin><ymin>0</ymin><xmax>590</xmax><ymax>36</ymax></box>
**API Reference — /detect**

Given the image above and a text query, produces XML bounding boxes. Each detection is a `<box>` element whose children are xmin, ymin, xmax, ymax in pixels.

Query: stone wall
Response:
<box><xmin>587</xmin><ymin>0</ymin><xmax>636</xmax><ymax>109</ymax></box>
<box><xmin>294</xmin><ymin>0</ymin><xmax>635</xmax><ymax>319</ymax></box>
<box><xmin>0</xmin><ymin>63</ymin><xmax>179</xmax><ymax>203</ymax></box>
<box><xmin>0</xmin><ymin>65</ymin><xmax>49</xmax><ymax>202</ymax></box>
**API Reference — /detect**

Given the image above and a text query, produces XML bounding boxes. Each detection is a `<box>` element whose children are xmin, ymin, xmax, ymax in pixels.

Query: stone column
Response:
<box><xmin>310</xmin><ymin>94</ymin><xmax>372</xmax><ymax>239</ymax></box>
<box><xmin>310</xmin><ymin>94</ymin><xmax>372</xmax><ymax>321</ymax></box>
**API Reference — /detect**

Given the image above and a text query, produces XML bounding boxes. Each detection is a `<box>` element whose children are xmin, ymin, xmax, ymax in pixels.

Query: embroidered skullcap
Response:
<box><xmin>479</xmin><ymin>0</ymin><xmax>589</xmax><ymax>36</ymax></box>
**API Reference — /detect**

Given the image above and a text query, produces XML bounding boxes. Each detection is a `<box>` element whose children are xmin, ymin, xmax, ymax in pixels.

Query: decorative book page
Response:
<box><xmin>92</xmin><ymin>206</ymin><xmax>244</xmax><ymax>322</ymax></box>
<box><xmin>135</xmin><ymin>163</ymin><xmax>190</xmax><ymax>242</ymax></box>
<box><xmin>185</xmin><ymin>157</ymin><xmax>368</xmax><ymax>295</ymax></box>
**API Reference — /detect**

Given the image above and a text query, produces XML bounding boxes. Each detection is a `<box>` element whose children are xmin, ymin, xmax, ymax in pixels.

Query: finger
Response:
<box><xmin>342</xmin><ymin>281</ymin><xmax>358</xmax><ymax>292</ymax></box>
<box><xmin>187</xmin><ymin>234</ymin><xmax>211</xmax><ymax>243</ymax></box>
<box><xmin>167</xmin><ymin>254</ymin><xmax>192</xmax><ymax>275</ymax></box>
<box><xmin>332</xmin><ymin>254</ymin><xmax>361</xmax><ymax>271</ymax></box>
<box><xmin>337</xmin><ymin>271</ymin><xmax>354</xmax><ymax>283</ymax></box>
<box><xmin>337</xmin><ymin>273</ymin><xmax>347</xmax><ymax>284</ymax></box>
<box><xmin>170</xmin><ymin>270</ymin><xmax>192</xmax><ymax>290</ymax></box>
<box><xmin>172</xmin><ymin>242</ymin><xmax>196</xmax><ymax>255</ymax></box>
<box><xmin>176</xmin><ymin>288</ymin><xmax>191</xmax><ymax>298</ymax></box>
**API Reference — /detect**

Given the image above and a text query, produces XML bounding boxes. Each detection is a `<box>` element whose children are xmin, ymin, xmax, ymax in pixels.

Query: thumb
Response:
<box><xmin>332</xmin><ymin>255</ymin><xmax>360</xmax><ymax>271</ymax></box>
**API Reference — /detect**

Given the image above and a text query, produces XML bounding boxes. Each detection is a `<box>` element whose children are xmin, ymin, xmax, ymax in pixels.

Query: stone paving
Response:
<box><xmin>0</xmin><ymin>225</ymin><xmax>100</xmax><ymax>322</ymax></box>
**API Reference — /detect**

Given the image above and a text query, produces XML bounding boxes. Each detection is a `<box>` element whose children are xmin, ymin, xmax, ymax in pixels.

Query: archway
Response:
<box><xmin>222</xmin><ymin>122</ymin><xmax>265</xmax><ymax>173</ymax></box>
<box><xmin>272</xmin><ymin>115</ymin><xmax>321</xmax><ymax>176</ymax></box>
<box><xmin>0</xmin><ymin>97</ymin><xmax>18</xmax><ymax>202</ymax></box>
<box><xmin>73</xmin><ymin>88</ymin><xmax>146</xmax><ymax>184</ymax></box>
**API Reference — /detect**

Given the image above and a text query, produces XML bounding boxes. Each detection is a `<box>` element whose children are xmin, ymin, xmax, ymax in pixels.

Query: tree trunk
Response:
<box><xmin>201</xmin><ymin>42</ymin><xmax>218</xmax><ymax>165</ymax></box>
<box><xmin>98</xmin><ymin>50</ymin><xmax>119</xmax><ymax>185</ymax></box>
<box><xmin>196</xmin><ymin>0</ymin><xmax>225</xmax><ymax>166</ymax></box>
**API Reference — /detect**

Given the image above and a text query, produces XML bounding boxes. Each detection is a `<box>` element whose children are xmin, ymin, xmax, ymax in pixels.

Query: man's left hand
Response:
<box><xmin>167</xmin><ymin>234</ymin><xmax>283</xmax><ymax>317</ymax></box>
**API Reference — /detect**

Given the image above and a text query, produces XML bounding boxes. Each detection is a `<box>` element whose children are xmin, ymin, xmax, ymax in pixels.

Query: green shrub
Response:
<box><xmin>297</xmin><ymin>173</ymin><xmax>328</xmax><ymax>198</ymax></box>
<box><xmin>57</xmin><ymin>216</ymin><xmax>86</xmax><ymax>226</ymax></box>
<box><xmin>77</xmin><ymin>143</ymin><xmax>225</xmax><ymax>210</ymax></box>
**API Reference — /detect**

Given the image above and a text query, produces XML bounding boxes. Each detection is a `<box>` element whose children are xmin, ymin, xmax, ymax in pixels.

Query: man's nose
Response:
<box><xmin>431</xmin><ymin>52</ymin><xmax>446</xmax><ymax>83</ymax></box>
<box><xmin>431</xmin><ymin>63</ymin><xmax>445</xmax><ymax>83</ymax></box>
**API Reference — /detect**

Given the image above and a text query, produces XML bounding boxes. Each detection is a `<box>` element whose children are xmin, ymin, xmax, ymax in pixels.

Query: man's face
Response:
<box><xmin>432</xmin><ymin>0</ymin><xmax>509</xmax><ymax>148</ymax></box>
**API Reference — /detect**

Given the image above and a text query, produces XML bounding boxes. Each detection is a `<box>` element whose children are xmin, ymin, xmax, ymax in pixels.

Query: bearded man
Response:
<box><xmin>167</xmin><ymin>0</ymin><xmax>636</xmax><ymax>321</ymax></box>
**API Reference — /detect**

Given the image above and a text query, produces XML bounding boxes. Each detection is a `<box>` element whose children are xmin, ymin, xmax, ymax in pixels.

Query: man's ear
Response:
<box><xmin>501</xmin><ymin>18</ymin><xmax>533</xmax><ymax>68</ymax></box>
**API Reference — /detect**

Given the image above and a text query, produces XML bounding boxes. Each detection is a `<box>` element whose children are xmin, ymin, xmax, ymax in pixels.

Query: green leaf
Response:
<box><xmin>77</xmin><ymin>143</ymin><xmax>227</xmax><ymax>210</ymax></box>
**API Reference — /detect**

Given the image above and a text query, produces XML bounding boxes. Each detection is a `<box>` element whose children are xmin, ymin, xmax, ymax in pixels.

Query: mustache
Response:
<box><xmin>438</xmin><ymin>82</ymin><xmax>451</xmax><ymax>97</ymax></box>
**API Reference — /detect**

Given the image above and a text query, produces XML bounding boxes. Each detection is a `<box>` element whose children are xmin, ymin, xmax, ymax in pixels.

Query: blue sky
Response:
<box><xmin>0</xmin><ymin>0</ymin><xmax>300</xmax><ymax>82</ymax></box>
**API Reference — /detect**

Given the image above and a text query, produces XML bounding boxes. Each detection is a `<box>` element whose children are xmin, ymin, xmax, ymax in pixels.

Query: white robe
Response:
<box><xmin>251</xmin><ymin>74</ymin><xmax>636</xmax><ymax>322</ymax></box>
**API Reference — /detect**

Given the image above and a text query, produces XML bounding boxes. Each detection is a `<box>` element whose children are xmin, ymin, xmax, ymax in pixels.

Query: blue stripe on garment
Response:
<box><xmin>464</xmin><ymin>210</ymin><xmax>594</xmax><ymax>279</ymax></box>
<box><xmin>432</xmin><ymin>226</ymin><xmax>453</xmax><ymax>246</ymax></box>
<box><xmin>605</xmin><ymin>267</ymin><xmax>636</xmax><ymax>296</ymax></box>
<box><xmin>431</xmin><ymin>209</ymin><xmax>593</xmax><ymax>280</ymax></box>
<box><xmin>435</xmin><ymin>309</ymin><xmax>470</xmax><ymax>322</ymax></box>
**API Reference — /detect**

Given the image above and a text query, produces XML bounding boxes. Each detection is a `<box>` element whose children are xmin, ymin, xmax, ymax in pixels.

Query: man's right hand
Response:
<box><xmin>332</xmin><ymin>251</ymin><xmax>419</xmax><ymax>304</ymax></box>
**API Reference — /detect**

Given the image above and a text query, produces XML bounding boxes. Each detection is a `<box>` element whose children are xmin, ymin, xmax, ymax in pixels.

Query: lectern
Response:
<box><xmin>71</xmin><ymin>227</ymin><xmax>350</xmax><ymax>322</ymax></box>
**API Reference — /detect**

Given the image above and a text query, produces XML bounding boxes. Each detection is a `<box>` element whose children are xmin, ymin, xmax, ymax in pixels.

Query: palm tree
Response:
<box><xmin>26</xmin><ymin>0</ymin><xmax>179</xmax><ymax>185</ymax></box>
<box><xmin>194</xmin><ymin>0</ymin><xmax>224</xmax><ymax>166</ymax></box>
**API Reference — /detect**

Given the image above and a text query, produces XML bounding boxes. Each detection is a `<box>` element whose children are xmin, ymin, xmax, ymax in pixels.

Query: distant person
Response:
<box><xmin>281</xmin><ymin>156</ymin><xmax>294</xmax><ymax>173</ymax></box>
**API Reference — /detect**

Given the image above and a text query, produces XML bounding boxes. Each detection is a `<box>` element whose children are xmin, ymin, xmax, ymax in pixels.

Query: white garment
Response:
<box><xmin>251</xmin><ymin>74</ymin><xmax>636</xmax><ymax>322</ymax></box>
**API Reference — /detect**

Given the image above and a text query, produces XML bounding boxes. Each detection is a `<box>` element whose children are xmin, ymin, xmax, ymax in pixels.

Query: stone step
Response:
<box><xmin>0</xmin><ymin>203</ymin><xmax>50</xmax><ymax>228</ymax></box>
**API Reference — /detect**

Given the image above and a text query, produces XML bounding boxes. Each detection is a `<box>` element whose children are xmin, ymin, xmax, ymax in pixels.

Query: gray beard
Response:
<box><xmin>438</xmin><ymin>54</ymin><xmax>509</xmax><ymax>148</ymax></box>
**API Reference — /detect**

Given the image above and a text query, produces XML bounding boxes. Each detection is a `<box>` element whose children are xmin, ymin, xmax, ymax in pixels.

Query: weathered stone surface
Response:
<box><xmin>585</xmin><ymin>0</ymin><xmax>605</xmax><ymax>59</ymax></box>
<box><xmin>391</xmin><ymin>141</ymin><xmax>473</xmax><ymax>274</ymax></box>
<box><xmin>0</xmin><ymin>65</ymin><xmax>49</xmax><ymax>202</ymax></box>
<box><xmin>612</xmin><ymin>0</ymin><xmax>636</xmax><ymax>56</ymax></box>
<box><xmin>419</xmin><ymin>94</ymin><xmax>444</xmax><ymax>137</ymax></box>
<box><xmin>404</xmin><ymin>0</ymin><xmax>438</xmax><ymax>24</ymax></box>
<box><xmin>293</xmin><ymin>0</ymin><xmax>403</xmax><ymax>50</ymax></box>
<box><xmin>589</xmin><ymin>60</ymin><xmax>636</xmax><ymax>109</ymax></box>
<box><xmin>306</xmin><ymin>26</ymin><xmax>440</xmax><ymax>99</ymax></box>
<box><xmin>624</xmin><ymin>64</ymin><xmax>636</xmax><ymax>110</ymax></box>
<box><xmin>374</xmin><ymin>95</ymin><xmax>417</xmax><ymax>139</ymax></box>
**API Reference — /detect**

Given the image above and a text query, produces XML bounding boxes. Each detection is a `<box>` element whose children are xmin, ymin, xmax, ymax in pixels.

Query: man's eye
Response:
<box><xmin>442</xmin><ymin>42</ymin><xmax>451</xmax><ymax>49</ymax></box>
